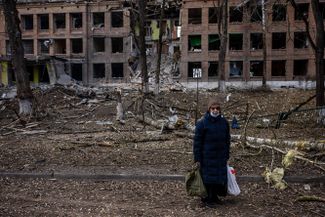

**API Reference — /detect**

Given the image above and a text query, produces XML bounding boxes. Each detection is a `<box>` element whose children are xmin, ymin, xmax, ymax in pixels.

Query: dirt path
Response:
<box><xmin>1</xmin><ymin>177</ymin><xmax>324</xmax><ymax>217</ymax></box>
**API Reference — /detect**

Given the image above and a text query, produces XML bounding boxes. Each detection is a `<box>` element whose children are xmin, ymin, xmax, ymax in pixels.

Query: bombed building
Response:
<box><xmin>0</xmin><ymin>0</ymin><xmax>180</xmax><ymax>86</ymax></box>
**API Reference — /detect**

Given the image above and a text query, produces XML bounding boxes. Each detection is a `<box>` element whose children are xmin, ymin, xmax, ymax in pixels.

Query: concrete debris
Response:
<box><xmin>129</xmin><ymin>53</ymin><xmax>183</xmax><ymax>92</ymax></box>
<box><xmin>95</xmin><ymin>121</ymin><xmax>113</xmax><ymax>125</ymax></box>
<box><xmin>0</xmin><ymin>88</ymin><xmax>17</xmax><ymax>99</ymax></box>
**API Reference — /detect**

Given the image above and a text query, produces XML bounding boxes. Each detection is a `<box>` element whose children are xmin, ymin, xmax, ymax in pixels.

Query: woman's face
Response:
<box><xmin>209</xmin><ymin>105</ymin><xmax>220</xmax><ymax>116</ymax></box>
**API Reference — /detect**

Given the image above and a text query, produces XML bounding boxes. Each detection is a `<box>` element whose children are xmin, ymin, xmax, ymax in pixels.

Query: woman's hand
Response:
<box><xmin>194</xmin><ymin>161</ymin><xmax>201</xmax><ymax>169</ymax></box>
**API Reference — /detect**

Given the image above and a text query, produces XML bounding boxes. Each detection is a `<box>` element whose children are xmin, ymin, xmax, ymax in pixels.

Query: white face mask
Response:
<box><xmin>210</xmin><ymin>111</ymin><xmax>219</xmax><ymax>117</ymax></box>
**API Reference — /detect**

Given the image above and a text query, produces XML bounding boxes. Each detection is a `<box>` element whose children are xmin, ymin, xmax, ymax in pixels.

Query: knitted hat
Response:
<box><xmin>207</xmin><ymin>99</ymin><xmax>221</xmax><ymax>111</ymax></box>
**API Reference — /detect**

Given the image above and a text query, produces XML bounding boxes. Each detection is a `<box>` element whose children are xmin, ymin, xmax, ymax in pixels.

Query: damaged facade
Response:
<box><xmin>0</xmin><ymin>0</ymin><xmax>132</xmax><ymax>85</ymax></box>
<box><xmin>0</xmin><ymin>0</ymin><xmax>323</xmax><ymax>88</ymax></box>
<box><xmin>180</xmin><ymin>0</ymin><xmax>322</xmax><ymax>88</ymax></box>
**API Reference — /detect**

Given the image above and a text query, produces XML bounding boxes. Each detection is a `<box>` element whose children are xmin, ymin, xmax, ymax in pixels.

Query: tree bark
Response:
<box><xmin>218</xmin><ymin>0</ymin><xmax>228</xmax><ymax>92</ymax></box>
<box><xmin>289</xmin><ymin>0</ymin><xmax>325</xmax><ymax>124</ymax></box>
<box><xmin>262</xmin><ymin>0</ymin><xmax>267</xmax><ymax>87</ymax></box>
<box><xmin>311</xmin><ymin>1</ymin><xmax>325</xmax><ymax>107</ymax></box>
<box><xmin>138</xmin><ymin>0</ymin><xmax>149</xmax><ymax>93</ymax></box>
<box><xmin>154</xmin><ymin>0</ymin><xmax>166</xmax><ymax>95</ymax></box>
<box><xmin>2</xmin><ymin>0</ymin><xmax>33</xmax><ymax>115</ymax></box>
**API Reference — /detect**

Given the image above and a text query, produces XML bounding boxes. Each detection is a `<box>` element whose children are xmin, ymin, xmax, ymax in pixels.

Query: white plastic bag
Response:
<box><xmin>227</xmin><ymin>165</ymin><xmax>241</xmax><ymax>196</ymax></box>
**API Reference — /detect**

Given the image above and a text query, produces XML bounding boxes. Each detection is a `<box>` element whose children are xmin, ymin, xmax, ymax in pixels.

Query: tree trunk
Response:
<box><xmin>289</xmin><ymin>0</ymin><xmax>325</xmax><ymax>125</ymax></box>
<box><xmin>218</xmin><ymin>0</ymin><xmax>228</xmax><ymax>92</ymax></box>
<box><xmin>311</xmin><ymin>1</ymin><xmax>325</xmax><ymax>107</ymax></box>
<box><xmin>154</xmin><ymin>0</ymin><xmax>166</xmax><ymax>95</ymax></box>
<box><xmin>138</xmin><ymin>0</ymin><xmax>149</xmax><ymax>93</ymax></box>
<box><xmin>2</xmin><ymin>0</ymin><xmax>33</xmax><ymax>115</ymax></box>
<box><xmin>311</xmin><ymin>1</ymin><xmax>325</xmax><ymax>125</ymax></box>
<box><xmin>262</xmin><ymin>0</ymin><xmax>267</xmax><ymax>87</ymax></box>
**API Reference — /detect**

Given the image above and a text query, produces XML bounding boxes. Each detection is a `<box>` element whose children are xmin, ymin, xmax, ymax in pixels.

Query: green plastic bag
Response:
<box><xmin>185</xmin><ymin>167</ymin><xmax>207</xmax><ymax>197</ymax></box>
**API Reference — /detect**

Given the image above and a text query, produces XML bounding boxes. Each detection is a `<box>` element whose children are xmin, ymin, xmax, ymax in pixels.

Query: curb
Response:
<box><xmin>0</xmin><ymin>172</ymin><xmax>324</xmax><ymax>183</ymax></box>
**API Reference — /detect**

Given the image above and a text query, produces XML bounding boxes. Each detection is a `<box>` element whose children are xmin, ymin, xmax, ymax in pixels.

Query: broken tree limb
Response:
<box><xmin>242</xmin><ymin>109</ymin><xmax>256</xmax><ymax>146</ymax></box>
<box><xmin>136</xmin><ymin>115</ymin><xmax>195</xmax><ymax>134</ymax></box>
<box><xmin>231</xmin><ymin>134</ymin><xmax>325</xmax><ymax>151</ymax></box>
<box><xmin>296</xmin><ymin>195</ymin><xmax>325</xmax><ymax>203</ymax></box>
<box><xmin>276</xmin><ymin>94</ymin><xmax>316</xmax><ymax>128</ymax></box>
<box><xmin>245</xmin><ymin>141</ymin><xmax>325</xmax><ymax>172</ymax></box>
<box><xmin>137</xmin><ymin>115</ymin><xmax>176</xmax><ymax>130</ymax></box>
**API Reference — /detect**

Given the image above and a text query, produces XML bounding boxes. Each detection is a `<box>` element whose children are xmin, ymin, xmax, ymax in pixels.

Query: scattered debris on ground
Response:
<box><xmin>0</xmin><ymin>85</ymin><xmax>324</xmax><ymax>216</ymax></box>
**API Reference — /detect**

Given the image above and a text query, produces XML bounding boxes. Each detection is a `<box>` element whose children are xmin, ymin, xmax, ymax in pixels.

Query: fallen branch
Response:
<box><xmin>276</xmin><ymin>94</ymin><xmax>316</xmax><ymax>128</ymax></box>
<box><xmin>242</xmin><ymin>109</ymin><xmax>256</xmax><ymax>146</ymax></box>
<box><xmin>245</xmin><ymin>141</ymin><xmax>325</xmax><ymax>172</ymax></box>
<box><xmin>296</xmin><ymin>195</ymin><xmax>325</xmax><ymax>203</ymax></box>
<box><xmin>232</xmin><ymin>134</ymin><xmax>325</xmax><ymax>151</ymax></box>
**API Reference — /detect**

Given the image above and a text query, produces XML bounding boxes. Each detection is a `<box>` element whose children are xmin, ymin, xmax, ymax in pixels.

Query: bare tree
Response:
<box><xmin>138</xmin><ymin>0</ymin><xmax>149</xmax><ymax>93</ymax></box>
<box><xmin>2</xmin><ymin>0</ymin><xmax>34</xmax><ymax>115</ymax></box>
<box><xmin>288</xmin><ymin>0</ymin><xmax>324</xmax><ymax>122</ymax></box>
<box><xmin>128</xmin><ymin>1</ymin><xmax>149</xmax><ymax>93</ymax></box>
<box><xmin>154</xmin><ymin>0</ymin><xmax>166</xmax><ymax>95</ymax></box>
<box><xmin>310</xmin><ymin>1</ymin><xmax>325</xmax><ymax>107</ymax></box>
<box><xmin>218</xmin><ymin>0</ymin><xmax>228</xmax><ymax>92</ymax></box>
<box><xmin>261</xmin><ymin>0</ymin><xmax>267</xmax><ymax>87</ymax></box>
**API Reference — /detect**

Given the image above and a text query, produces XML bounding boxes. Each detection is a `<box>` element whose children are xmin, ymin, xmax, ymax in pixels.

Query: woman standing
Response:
<box><xmin>193</xmin><ymin>100</ymin><xmax>230</xmax><ymax>207</ymax></box>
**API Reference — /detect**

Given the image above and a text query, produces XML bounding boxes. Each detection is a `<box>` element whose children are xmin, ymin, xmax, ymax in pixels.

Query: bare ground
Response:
<box><xmin>0</xmin><ymin>86</ymin><xmax>324</xmax><ymax>216</ymax></box>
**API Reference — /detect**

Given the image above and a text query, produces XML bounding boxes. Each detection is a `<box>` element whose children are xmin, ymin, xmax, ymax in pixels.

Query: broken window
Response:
<box><xmin>54</xmin><ymin>39</ymin><xmax>66</xmax><ymax>54</ymax></box>
<box><xmin>111</xmin><ymin>37</ymin><xmax>124</xmax><ymax>53</ymax></box>
<box><xmin>250</xmin><ymin>61</ymin><xmax>263</xmax><ymax>77</ymax></box>
<box><xmin>295</xmin><ymin>3</ymin><xmax>309</xmax><ymax>20</ymax></box>
<box><xmin>71</xmin><ymin>63</ymin><xmax>83</xmax><ymax>81</ymax></box>
<box><xmin>229</xmin><ymin>6</ymin><xmax>243</xmax><ymax>23</ymax></box>
<box><xmin>208</xmin><ymin>34</ymin><xmax>220</xmax><ymax>51</ymax></box>
<box><xmin>22</xmin><ymin>40</ymin><xmax>34</xmax><ymax>54</ymax></box>
<box><xmin>38</xmin><ymin>14</ymin><xmax>49</xmax><ymax>30</ymax></box>
<box><xmin>93</xmin><ymin>63</ymin><xmax>105</xmax><ymax>79</ymax></box>
<box><xmin>21</xmin><ymin>15</ymin><xmax>33</xmax><ymax>30</ymax></box>
<box><xmin>111</xmin><ymin>11</ymin><xmax>123</xmax><ymax>28</ymax></box>
<box><xmin>6</xmin><ymin>40</ymin><xmax>11</xmax><ymax>55</ymax></box>
<box><xmin>271</xmin><ymin>60</ymin><xmax>286</xmax><ymax>76</ymax></box>
<box><xmin>188</xmin><ymin>35</ymin><xmax>201</xmax><ymax>51</ymax></box>
<box><xmin>8</xmin><ymin>63</ymin><xmax>15</xmax><ymax>83</ymax></box>
<box><xmin>54</xmin><ymin>13</ymin><xmax>66</xmax><ymax>29</ymax></box>
<box><xmin>250</xmin><ymin>33</ymin><xmax>263</xmax><ymax>50</ymax></box>
<box><xmin>229</xmin><ymin>61</ymin><xmax>243</xmax><ymax>77</ymax></box>
<box><xmin>39</xmin><ymin>39</ymin><xmax>49</xmax><ymax>54</ymax></box>
<box><xmin>93</xmin><ymin>37</ymin><xmax>105</xmax><ymax>53</ymax></box>
<box><xmin>93</xmin><ymin>12</ymin><xmax>105</xmax><ymax>28</ymax></box>
<box><xmin>26</xmin><ymin>65</ymin><xmax>34</xmax><ymax>82</ymax></box>
<box><xmin>294</xmin><ymin>60</ymin><xmax>308</xmax><ymax>76</ymax></box>
<box><xmin>294</xmin><ymin>32</ymin><xmax>308</xmax><ymax>48</ymax></box>
<box><xmin>188</xmin><ymin>62</ymin><xmax>202</xmax><ymax>78</ymax></box>
<box><xmin>229</xmin><ymin>33</ymin><xmax>243</xmax><ymax>50</ymax></box>
<box><xmin>39</xmin><ymin>65</ymin><xmax>50</xmax><ymax>83</ymax></box>
<box><xmin>320</xmin><ymin>3</ymin><xmax>325</xmax><ymax>19</ymax></box>
<box><xmin>272</xmin><ymin>4</ymin><xmax>286</xmax><ymax>21</ymax></box>
<box><xmin>209</xmin><ymin>7</ymin><xmax>219</xmax><ymax>23</ymax></box>
<box><xmin>71</xmin><ymin>38</ymin><xmax>83</xmax><ymax>53</ymax></box>
<box><xmin>208</xmin><ymin>61</ymin><xmax>218</xmax><ymax>77</ymax></box>
<box><xmin>71</xmin><ymin>13</ymin><xmax>83</xmax><ymax>29</ymax></box>
<box><xmin>145</xmin><ymin>21</ymin><xmax>152</xmax><ymax>38</ymax></box>
<box><xmin>272</xmin><ymin>32</ymin><xmax>286</xmax><ymax>49</ymax></box>
<box><xmin>188</xmin><ymin>8</ymin><xmax>202</xmax><ymax>24</ymax></box>
<box><xmin>111</xmin><ymin>63</ymin><xmax>124</xmax><ymax>78</ymax></box>
<box><xmin>250</xmin><ymin>5</ymin><xmax>262</xmax><ymax>22</ymax></box>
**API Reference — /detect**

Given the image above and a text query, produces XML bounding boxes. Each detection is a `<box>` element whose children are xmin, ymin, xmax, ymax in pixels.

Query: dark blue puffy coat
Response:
<box><xmin>193</xmin><ymin>112</ymin><xmax>230</xmax><ymax>184</ymax></box>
